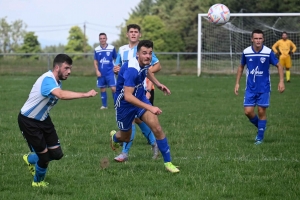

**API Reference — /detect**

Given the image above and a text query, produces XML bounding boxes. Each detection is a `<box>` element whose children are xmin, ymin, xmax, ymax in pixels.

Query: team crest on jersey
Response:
<box><xmin>106</xmin><ymin>52</ymin><xmax>110</xmax><ymax>56</ymax></box>
<box><xmin>260</xmin><ymin>57</ymin><xmax>266</xmax><ymax>63</ymax></box>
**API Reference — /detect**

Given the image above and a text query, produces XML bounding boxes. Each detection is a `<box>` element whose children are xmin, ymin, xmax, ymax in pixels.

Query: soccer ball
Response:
<box><xmin>208</xmin><ymin>4</ymin><xmax>230</xmax><ymax>25</ymax></box>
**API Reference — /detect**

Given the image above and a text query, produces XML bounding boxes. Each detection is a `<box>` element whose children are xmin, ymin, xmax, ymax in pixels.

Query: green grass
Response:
<box><xmin>0</xmin><ymin>74</ymin><xmax>299</xmax><ymax>200</ymax></box>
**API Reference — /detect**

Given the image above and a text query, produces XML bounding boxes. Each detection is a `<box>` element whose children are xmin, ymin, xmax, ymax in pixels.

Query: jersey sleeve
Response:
<box><xmin>93</xmin><ymin>50</ymin><xmax>97</xmax><ymax>60</ymax></box>
<box><xmin>115</xmin><ymin>49</ymin><xmax>122</xmax><ymax>66</ymax></box>
<box><xmin>41</xmin><ymin>77</ymin><xmax>60</xmax><ymax>97</ymax></box>
<box><xmin>270</xmin><ymin>51</ymin><xmax>279</xmax><ymax>66</ymax></box>
<box><xmin>151</xmin><ymin>52</ymin><xmax>159</xmax><ymax>65</ymax></box>
<box><xmin>240</xmin><ymin>53</ymin><xmax>246</xmax><ymax>66</ymax></box>
<box><xmin>112</xmin><ymin>48</ymin><xmax>117</xmax><ymax>60</ymax></box>
<box><xmin>123</xmin><ymin>68</ymin><xmax>138</xmax><ymax>87</ymax></box>
<box><xmin>272</xmin><ymin>41</ymin><xmax>279</xmax><ymax>53</ymax></box>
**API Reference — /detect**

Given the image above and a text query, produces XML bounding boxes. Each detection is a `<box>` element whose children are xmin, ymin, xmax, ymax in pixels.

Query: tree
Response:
<box><xmin>0</xmin><ymin>17</ymin><xmax>27</xmax><ymax>53</ymax></box>
<box><xmin>18</xmin><ymin>32</ymin><xmax>41</xmax><ymax>59</ymax></box>
<box><xmin>65</xmin><ymin>26</ymin><xmax>91</xmax><ymax>60</ymax></box>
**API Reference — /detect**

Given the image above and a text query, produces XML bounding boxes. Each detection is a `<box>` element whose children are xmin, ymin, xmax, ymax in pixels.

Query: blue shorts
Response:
<box><xmin>244</xmin><ymin>91</ymin><xmax>270</xmax><ymax>108</ymax></box>
<box><xmin>97</xmin><ymin>75</ymin><xmax>116</xmax><ymax>88</ymax></box>
<box><xmin>115</xmin><ymin>95</ymin><xmax>151</xmax><ymax>131</ymax></box>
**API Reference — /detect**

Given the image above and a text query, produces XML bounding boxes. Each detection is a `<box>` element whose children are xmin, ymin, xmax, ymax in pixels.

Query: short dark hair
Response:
<box><xmin>127</xmin><ymin>24</ymin><xmax>141</xmax><ymax>32</ymax></box>
<box><xmin>137</xmin><ymin>40</ymin><xmax>153</xmax><ymax>51</ymax></box>
<box><xmin>282</xmin><ymin>31</ymin><xmax>287</xmax><ymax>36</ymax></box>
<box><xmin>99</xmin><ymin>33</ymin><xmax>107</xmax><ymax>37</ymax></box>
<box><xmin>53</xmin><ymin>54</ymin><xmax>72</xmax><ymax>68</ymax></box>
<box><xmin>251</xmin><ymin>29</ymin><xmax>264</xmax><ymax>37</ymax></box>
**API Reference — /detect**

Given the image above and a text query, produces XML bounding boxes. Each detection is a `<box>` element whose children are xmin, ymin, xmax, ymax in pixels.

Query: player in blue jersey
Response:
<box><xmin>110</xmin><ymin>40</ymin><xmax>179</xmax><ymax>173</ymax></box>
<box><xmin>94</xmin><ymin>33</ymin><xmax>117</xmax><ymax>109</ymax></box>
<box><xmin>18</xmin><ymin>54</ymin><xmax>97</xmax><ymax>187</ymax></box>
<box><xmin>234</xmin><ymin>29</ymin><xmax>285</xmax><ymax>145</ymax></box>
<box><xmin>112</xmin><ymin>24</ymin><xmax>161</xmax><ymax>162</ymax></box>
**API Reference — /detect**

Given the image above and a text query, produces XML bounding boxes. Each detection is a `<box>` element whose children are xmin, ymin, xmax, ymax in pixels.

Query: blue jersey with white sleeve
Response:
<box><xmin>241</xmin><ymin>45</ymin><xmax>279</xmax><ymax>93</ymax></box>
<box><xmin>115</xmin><ymin>57</ymin><xmax>150</xmax><ymax>108</ymax></box>
<box><xmin>115</xmin><ymin>44</ymin><xmax>159</xmax><ymax>66</ymax></box>
<box><xmin>20</xmin><ymin>71</ymin><xmax>61</xmax><ymax>121</ymax></box>
<box><xmin>94</xmin><ymin>44</ymin><xmax>117</xmax><ymax>76</ymax></box>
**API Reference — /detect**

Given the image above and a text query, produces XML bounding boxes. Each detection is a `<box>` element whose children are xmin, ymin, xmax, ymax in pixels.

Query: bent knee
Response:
<box><xmin>48</xmin><ymin>146</ymin><xmax>64</xmax><ymax>160</ymax></box>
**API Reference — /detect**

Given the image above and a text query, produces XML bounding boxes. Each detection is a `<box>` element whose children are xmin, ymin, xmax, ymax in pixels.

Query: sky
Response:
<box><xmin>0</xmin><ymin>0</ymin><xmax>141</xmax><ymax>47</ymax></box>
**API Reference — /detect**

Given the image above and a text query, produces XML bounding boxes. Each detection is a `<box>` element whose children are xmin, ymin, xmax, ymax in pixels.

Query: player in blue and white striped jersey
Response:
<box><xmin>112</xmin><ymin>24</ymin><xmax>161</xmax><ymax>162</ymax></box>
<box><xmin>18</xmin><ymin>54</ymin><xmax>97</xmax><ymax>187</ymax></box>
<box><xmin>110</xmin><ymin>40</ymin><xmax>179</xmax><ymax>173</ymax></box>
<box><xmin>235</xmin><ymin>29</ymin><xmax>285</xmax><ymax>145</ymax></box>
<box><xmin>94</xmin><ymin>33</ymin><xmax>117</xmax><ymax>109</ymax></box>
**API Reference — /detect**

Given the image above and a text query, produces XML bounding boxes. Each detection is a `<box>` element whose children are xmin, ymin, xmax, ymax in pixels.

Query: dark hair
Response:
<box><xmin>99</xmin><ymin>33</ymin><xmax>107</xmax><ymax>37</ymax></box>
<box><xmin>251</xmin><ymin>29</ymin><xmax>264</xmax><ymax>37</ymax></box>
<box><xmin>127</xmin><ymin>24</ymin><xmax>141</xmax><ymax>32</ymax></box>
<box><xmin>282</xmin><ymin>31</ymin><xmax>287</xmax><ymax>36</ymax></box>
<box><xmin>53</xmin><ymin>54</ymin><xmax>72</xmax><ymax>68</ymax></box>
<box><xmin>137</xmin><ymin>40</ymin><xmax>153</xmax><ymax>51</ymax></box>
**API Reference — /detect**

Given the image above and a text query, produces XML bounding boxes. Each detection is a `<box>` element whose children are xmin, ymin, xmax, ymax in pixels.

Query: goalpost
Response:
<box><xmin>197</xmin><ymin>13</ymin><xmax>300</xmax><ymax>76</ymax></box>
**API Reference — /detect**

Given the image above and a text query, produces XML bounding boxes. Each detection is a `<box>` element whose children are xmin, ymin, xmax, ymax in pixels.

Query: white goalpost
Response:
<box><xmin>197</xmin><ymin>13</ymin><xmax>300</xmax><ymax>76</ymax></box>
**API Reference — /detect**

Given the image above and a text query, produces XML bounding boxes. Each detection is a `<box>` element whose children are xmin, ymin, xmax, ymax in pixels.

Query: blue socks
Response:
<box><xmin>28</xmin><ymin>153</ymin><xmax>39</xmax><ymax>164</ymax></box>
<box><xmin>101</xmin><ymin>92</ymin><xmax>107</xmax><ymax>107</ymax></box>
<box><xmin>257</xmin><ymin>119</ymin><xmax>267</xmax><ymax>141</ymax></box>
<box><xmin>249</xmin><ymin>115</ymin><xmax>258</xmax><ymax>127</ymax></box>
<box><xmin>122</xmin><ymin>124</ymin><xmax>136</xmax><ymax>154</ymax></box>
<box><xmin>156</xmin><ymin>137</ymin><xmax>171</xmax><ymax>163</ymax></box>
<box><xmin>34</xmin><ymin>164</ymin><xmax>47</xmax><ymax>182</ymax></box>
<box><xmin>137</xmin><ymin>122</ymin><xmax>156</xmax><ymax>145</ymax></box>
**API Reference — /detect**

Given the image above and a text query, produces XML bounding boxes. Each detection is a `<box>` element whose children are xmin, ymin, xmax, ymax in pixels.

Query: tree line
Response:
<box><xmin>0</xmin><ymin>0</ymin><xmax>299</xmax><ymax>59</ymax></box>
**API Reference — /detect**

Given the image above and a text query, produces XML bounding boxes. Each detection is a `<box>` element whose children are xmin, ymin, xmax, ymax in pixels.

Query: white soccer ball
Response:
<box><xmin>207</xmin><ymin>4</ymin><xmax>230</xmax><ymax>25</ymax></box>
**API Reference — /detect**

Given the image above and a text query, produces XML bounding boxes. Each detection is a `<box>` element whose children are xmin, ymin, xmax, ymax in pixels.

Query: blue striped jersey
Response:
<box><xmin>115</xmin><ymin>57</ymin><xmax>150</xmax><ymax>108</ymax></box>
<box><xmin>241</xmin><ymin>45</ymin><xmax>279</xmax><ymax>93</ymax></box>
<box><xmin>115</xmin><ymin>44</ymin><xmax>159</xmax><ymax>66</ymax></box>
<box><xmin>20</xmin><ymin>71</ymin><xmax>61</xmax><ymax>121</ymax></box>
<box><xmin>94</xmin><ymin>44</ymin><xmax>117</xmax><ymax>76</ymax></box>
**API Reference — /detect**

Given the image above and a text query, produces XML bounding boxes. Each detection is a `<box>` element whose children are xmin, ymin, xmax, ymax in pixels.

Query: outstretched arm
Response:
<box><xmin>147</xmin><ymin>70</ymin><xmax>171</xmax><ymax>95</ymax></box>
<box><xmin>234</xmin><ymin>64</ymin><xmax>244</xmax><ymax>95</ymax></box>
<box><xmin>51</xmin><ymin>88</ymin><xmax>98</xmax><ymax>100</ymax></box>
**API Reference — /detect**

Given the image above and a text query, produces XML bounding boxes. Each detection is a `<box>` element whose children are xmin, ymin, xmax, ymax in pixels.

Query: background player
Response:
<box><xmin>112</xmin><ymin>24</ymin><xmax>161</xmax><ymax>162</ymax></box>
<box><xmin>272</xmin><ymin>31</ymin><xmax>297</xmax><ymax>83</ymax></box>
<box><xmin>94</xmin><ymin>33</ymin><xmax>117</xmax><ymax>109</ymax></box>
<box><xmin>234</xmin><ymin>29</ymin><xmax>285</xmax><ymax>145</ymax></box>
<box><xmin>19</xmin><ymin>54</ymin><xmax>97</xmax><ymax>187</ymax></box>
<box><xmin>110</xmin><ymin>40</ymin><xmax>179</xmax><ymax>173</ymax></box>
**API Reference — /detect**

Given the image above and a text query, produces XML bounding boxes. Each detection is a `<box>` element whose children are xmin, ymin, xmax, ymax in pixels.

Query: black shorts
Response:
<box><xmin>18</xmin><ymin>113</ymin><xmax>60</xmax><ymax>153</ymax></box>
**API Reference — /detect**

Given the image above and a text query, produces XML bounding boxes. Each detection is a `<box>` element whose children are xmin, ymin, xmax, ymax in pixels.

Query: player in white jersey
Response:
<box><xmin>112</xmin><ymin>24</ymin><xmax>161</xmax><ymax>162</ymax></box>
<box><xmin>18</xmin><ymin>54</ymin><xmax>97</xmax><ymax>187</ymax></box>
<box><xmin>94</xmin><ymin>33</ymin><xmax>117</xmax><ymax>109</ymax></box>
<box><xmin>234</xmin><ymin>29</ymin><xmax>285</xmax><ymax>145</ymax></box>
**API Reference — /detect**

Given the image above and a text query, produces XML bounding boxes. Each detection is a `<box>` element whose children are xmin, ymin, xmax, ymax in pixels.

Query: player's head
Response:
<box><xmin>126</xmin><ymin>24</ymin><xmax>141</xmax><ymax>44</ymax></box>
<box><xmin>282</xmin><ymin>31</ymin><xmax>288</xmax><ymax>40</ymax></box>
<box><xmin>137</xmin><ymin>40</ymin><xmax>153</xmax><ymax>66</ymax></box>
<box><xmin>251</xmin><ymin>29</ymin><xmax>264</xmax><ymax>49</ymax></box>
<box><xmin>99</xmin><ymin>33</ymin><xmax>107</xmax><ymax>46</ymax></box>
<box><xmin>53</xmin><ymin>54</ymin><xmax>73</xmax><ymax>80</ymax></box>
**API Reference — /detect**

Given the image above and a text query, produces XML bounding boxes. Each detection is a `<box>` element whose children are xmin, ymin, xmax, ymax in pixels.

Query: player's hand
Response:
<box><xmin>234</xmin><ymin>84</ymin><xmax>239</xmax><ymax>95</ymax></box>
<box><xmin>278</xmin><ymin>82</ymin><xmax>285</xmax><ymax>93</ymax></box>
<box><xmin>149</xmin><ymin>106</ymin><xmax>162</xmax><ymax>115</ymax></box>
<box><xmin>113</xmin><ymin>65</ymin><xmax>120</xmax><ymax>74</ymax></box>
<box><xmin>96</xmin><ymin>70</ymin><xmax>101</xmax><ymax>77</ymax></box>
<box><xmin>85</xmin><ymin>89</ymin><xmax>98</xmax><ymax>97</ymax></box>
<box><xmin>157</xmin><ymin>84</ymin><xmax>171</xmax><ymax>95</ymax></box>
<box><xmin>289</xmin><ymin>51</ymin><xmax>293</xmax><ymax>56</ymax></box>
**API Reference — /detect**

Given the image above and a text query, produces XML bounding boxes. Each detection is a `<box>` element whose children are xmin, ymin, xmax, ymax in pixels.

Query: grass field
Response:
<box><xmin>0</xmin><ymin>74</ymin><xmax>299</xmax><ymax>200</ymax></box>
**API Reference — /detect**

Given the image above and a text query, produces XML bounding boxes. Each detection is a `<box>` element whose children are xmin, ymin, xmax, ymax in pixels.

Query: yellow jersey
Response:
<box><xmin>272</xmin><ymin>39</ymin><xmax>297</xmax><ymax>58</ymax></box>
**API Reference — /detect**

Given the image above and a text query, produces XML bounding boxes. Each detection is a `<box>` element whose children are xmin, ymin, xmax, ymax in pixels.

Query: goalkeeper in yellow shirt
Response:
<box><xmin>272</xmin><ymin>31</ymin><xmax>297</xmax><ymax>82</ymax></box>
